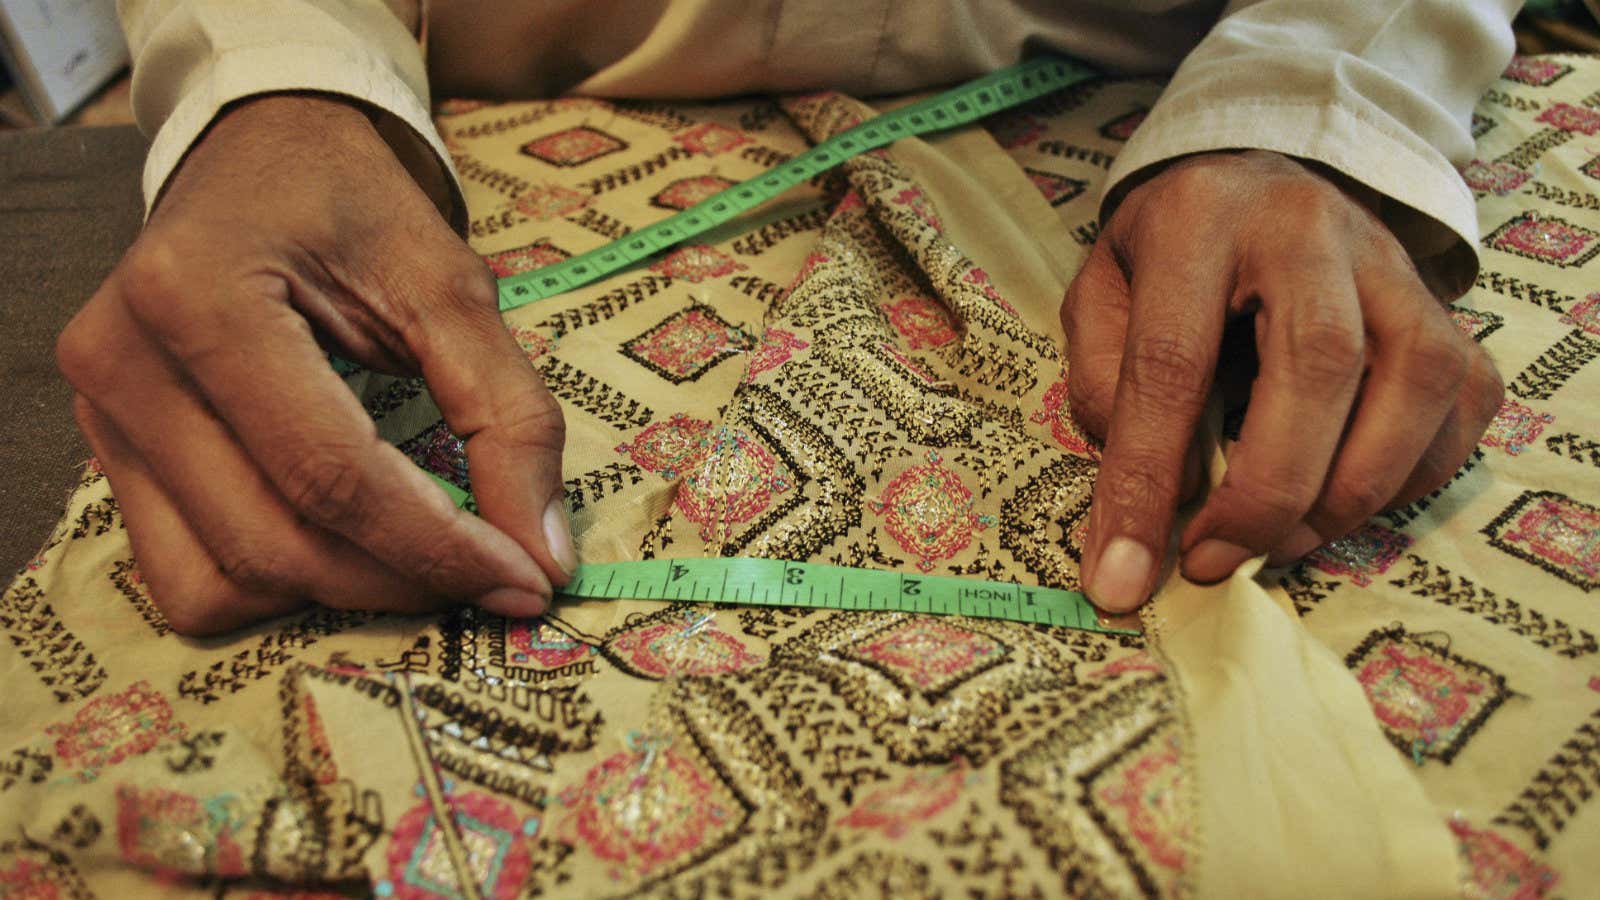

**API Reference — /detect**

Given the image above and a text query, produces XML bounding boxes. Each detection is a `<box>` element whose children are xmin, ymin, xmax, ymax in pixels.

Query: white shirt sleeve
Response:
<box><xmin>1105</xmin><ymin>0</ymin><xmax>1520</xmax><ymax>298</ymax></box>
<box><xmin>118</xmin><ymin>0</ymin><xmax>462</xmax><ymax>225</ymax></box>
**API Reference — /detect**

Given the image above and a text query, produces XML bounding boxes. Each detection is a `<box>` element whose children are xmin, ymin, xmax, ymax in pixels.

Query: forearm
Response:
<box><xmin>117</xmin><ymin>0</ymin><xmax>460</xmax><ymax>224</ymax></box>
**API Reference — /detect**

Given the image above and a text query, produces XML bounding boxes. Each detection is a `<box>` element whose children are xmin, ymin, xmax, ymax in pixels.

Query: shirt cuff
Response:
<box><xmin>139</xmin><ymin>40</ymin><xmax>466</xmax><ymax>231</ymax></box>
<box><xmin>1102</xmin><ymin>98</ymin><xmax>1480</xmax><ymax>300</ymax></box>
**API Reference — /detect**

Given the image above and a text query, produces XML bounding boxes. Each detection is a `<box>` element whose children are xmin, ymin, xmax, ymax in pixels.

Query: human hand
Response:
<box><xmin>1063</xmin><ymin>150</ymin><xmax>1503</xmax><ymax>612</ymax></box>
<box><xmin>56</xmin><ymin>95</ymin><xmax>574</xmax><ymax>635</ymax></box>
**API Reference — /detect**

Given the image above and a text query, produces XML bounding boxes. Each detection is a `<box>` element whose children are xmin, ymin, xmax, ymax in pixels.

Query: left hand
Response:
<box><xmin>1062</xmin><ymin>150</ymin><xmax>1504</xmax><ymax>612</ymax></box>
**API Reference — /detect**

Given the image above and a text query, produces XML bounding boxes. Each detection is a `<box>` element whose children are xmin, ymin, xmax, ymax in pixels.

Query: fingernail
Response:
<box><xmin>479</xmin><ymin>586</ymin><xmax>549</xmax><ymax>618</ymax></box>
<box><xmin>542</xmin><ymin>497</ymin><xmax>580</xmax><ymax>577</ymax></box>
<box><xmin>1182</xmin><ymin>538</ymin><xmax>1253</xmax><ymax>583</ymax></box>
<box><xmin>1088</xmin><ymin>537</ymin><xmax>1153</xmax><ymax>612</ymax></box>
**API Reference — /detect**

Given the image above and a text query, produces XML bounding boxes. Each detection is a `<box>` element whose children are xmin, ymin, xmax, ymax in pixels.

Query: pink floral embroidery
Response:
<box><xmin>507</xmin><ymin>326</ymin><xmax>555</xmax><ymax>363</ymax></box>
<box><xmin>1094</xmin><ymin>731</ymin><xmax>1189</xmax><ymax>876</ymax></box>
<box><xmin>624</xmin><ymin>306</ymin><xmax>754</xmax><ymax>382</ymax></box>
<box><xmin>963</xmin><ymin>268</ymin><xmax>1020</xmax><ymax>317</ymax></box>
<box><xmin>1486</xmin><ymin>213</ymin><xmax>1600</xmax><ymax>267</ymax></box>
<box><xmin>1503</xmin><ymin>55</ymin><xmax>1572</xmax><ymax>86</ymax></box>
<box><xmin>837</xmin><ymin>758</ymin><xmax>971</xmax><ymax>837</ymax></box>
<box><xmin>485</xmin><ymin>242</ymin><xmax>569</xmax><ymax>278</ymax></box>
<box><xmin>1558</xmin><ymin>293</ymin><xmax>1600</xmax><ymax>337</ymax></box>
<box><xmin>505</xmin><ymin>621</ymin><xmax>592</xmax><ymax>669</ymax></box>
<box><xmin>1090</xmin><ymin>652</ymin><xmax>1162</xmax><ymax>680</ymax></box>
<box><xmin>616</xmin><ymin>413</ymin><xmax>715</xmax><ymax>480</ymax></box>
<box><xmin>1305</xmin><ymin>524</ymin><xmax>1412</xmax><ymax>586</ymax></box>
<box><xmin>648</xmin><ymin>244</ymin><xmax>745</xmax><ymax>282</ymax></box>
<box><xmin>1497</xmin><ymin>493</ymin><xmax>1600</xmax><ymax>588</ymax></box>
<box><xmin>880</xmin><ymin>296</ymin><xmax>959</xmax><ymax>349</ymax></box>
<box><xmin>870</xmin><ymin>451</ymin><xmax>994</xmax><ymax>571</ymax></box>
<box><xmin>676</xmin><ymin>428</ymin><xmax>795</xmax><ymax>542</ymax></box>
<box><xmin>743</xmin><ymin>328</ymin><xmax>810</xmax><ymax>382</ymax></box>
<box><xmin>847</xmin><ymin>619</ymin><xmax>1006</xmax><ymax>693</ymax></box>
<box><xmin>116</xmin><ymin>785</ymin><xmax>248</xmax><ymax>877</ymax></box>
<box><xmin>609</xmin><ymin>615</ymin><xmax>762</xmax><ymax>678</ymax></box>
<box><xmin>891</xmin><ymin>187</ymin><xmax>944</xmax><ymax>230</ymax></box>
<box><xmin>513</xmin><ymin>184</ymin><xmax>589</xmax><ymax>220</ymax></box>
<box><xmin>520</xmin><ymin>126</ymin><xmax>626</xmax><ymax>166</ymax></box>
<box><xmin>652</xmin><ymin>175</ymin><xmax>736</xmax><ymax>210</ymax></box>
<box><xmin>985</xmin><ymin>111</ymin><xmax>1045</xmax><ymax>148</ymax></box>
<box><xmin>1450</xmin><ymin>817</ymin><xmax>1558</xmax><ymax>899</ymax></box>
<box><xmin>382</xmin><ymin>790</ymin><xmax>537</xmax><ymax>899</ymax></box>
<box><xmin>1029</xmin><ymin>375</ymin><xmax>1100</xmax><ymax>458</ymax></box>
<box><xmin>674</xmin><ymin>122</ymin><xmax>751</xmax><ymax>156</ymax></box>
<box><xmin>1480</xmin><ymin>400</ymin><xmax>1554</xmax><ymax>456</ymax></box>
<box><xmin>47</xmin><ymin>681</ymin><xmax>182</xmax><ymax>776</ymax></box>
<box><xmin>1536</xmin><ymin>102</ymin><xmax>1600</xmax><ymax>135</ymax></box>
<box><xmin>1459</xmin><ymin>159</ymin><xmax>1531</xmax><ymax>195</ymax></box>
<box><xmin>559</xmin><ymin>745</ymin><xmax>739</xmax><ymax>878</ymax></box>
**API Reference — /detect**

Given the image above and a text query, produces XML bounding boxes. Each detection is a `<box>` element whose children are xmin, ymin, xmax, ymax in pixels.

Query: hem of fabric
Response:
<box><xmin>139</xmin><ymin>42</ymin><xmax>464</xmax><ymax>226</ymax></box>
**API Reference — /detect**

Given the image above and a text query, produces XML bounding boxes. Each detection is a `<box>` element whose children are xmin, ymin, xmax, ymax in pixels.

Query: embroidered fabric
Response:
<box><xmin>3</xmin><ymin>58</ymin><xmax>1597</xmax><ymax>898</ymax></box>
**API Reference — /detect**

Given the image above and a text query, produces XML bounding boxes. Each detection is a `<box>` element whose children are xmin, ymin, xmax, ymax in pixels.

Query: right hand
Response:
<box><xmin>56</xmin><ymin>94</ymin><xmax>575</xmax><ymax>636</ymax></box>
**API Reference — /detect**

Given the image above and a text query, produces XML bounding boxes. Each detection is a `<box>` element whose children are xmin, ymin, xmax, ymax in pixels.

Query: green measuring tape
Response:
<box><xmin>398</xmin><ymin>55</ymin><xmax>1127</xmax><ymax>634</ymax></box>
<box><xmin>495</xmin><ymin>54</ymin><xmax>1098</xmax><ymax>311</ymax></box>
<box><xmin>561</xmin><ymin>557</ymin><xmax>1134</xmax><ymax>634</ymax></box>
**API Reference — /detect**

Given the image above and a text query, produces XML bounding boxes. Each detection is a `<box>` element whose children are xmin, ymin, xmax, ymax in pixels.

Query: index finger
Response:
<box><xmin>122</xmin><ymin>268</ymin><xmax>555</xmax><ymax>613</ymax></box>
<box><xmin>1082</xmin><ymin>246</ymin><xmax>1229</xmax><ymax>612</ymax></box>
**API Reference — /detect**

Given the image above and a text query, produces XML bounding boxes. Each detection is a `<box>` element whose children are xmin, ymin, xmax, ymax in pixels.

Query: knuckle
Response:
<box><xmin>1400</xmin><ymin>331</ymin><xmax>1471</xmax><ymax>400</ymax></box>
<box><xmin>1066</xmin><ymin>370</ymin><xmax>1111</xmax><ymax>438</ymax></box>
<box><xmin>55</xmin><ymin>311</ymin><xmax>110</xmax><ymax>393</ymax></box>
<box><xmin>1124</xmin><ymin>334</ymin><xmax>1210</xmax><ymax>411</ymax></box>
<box><xmin>1319</xmin><ymin>475</ymin><xmax>1391</xmax><ymax>526</ymax></box>
<box><xmin>1290</xmin><ymin>316</ymin><xmax>1364</xmax><ymax>383</ymax></box>
<box><xmin>116</xmin><ymin>243</ymin><xmax>190</xmax><ymax>324</ymax></box>
<box><xmin>498</xmin><ymin>390</ymin><xmax>567</xmax><ymax>452</ymax></box>
<box><xmin>1098</xmin><ymin>458</ymin><xmax>1180</xmax><ymax>524</ymax></box>
<box><xmin>1216</xmin><ymin>469</ymin><xmax>1317</xmax><ymax>525</ymax></box>
<box><xmin>213</xmin><ymin>545</ymin><xmax>295</xmax><ymax>595</ymax></box>
<box><xmin>278</xmin><ymin>450</ymin><xmax>370</xmax><ymax>529</ymax></box>
<box><xmin>444</xmin><ymin>257</ymin><xmax>499</xmax><ymax>314</ymax></box>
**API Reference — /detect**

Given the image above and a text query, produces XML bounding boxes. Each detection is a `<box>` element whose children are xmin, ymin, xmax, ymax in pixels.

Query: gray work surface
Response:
<box><xmin>0</xmin><ymin>125</ymin><xmax>145</xmax><ymax>576</ymax></box>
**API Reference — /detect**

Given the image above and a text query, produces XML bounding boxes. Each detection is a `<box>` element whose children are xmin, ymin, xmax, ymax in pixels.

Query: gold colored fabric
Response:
<box><xmin>4</xmin><ymin>57</ymin><xmax>1599</xmax><ymax>898</ymax></box>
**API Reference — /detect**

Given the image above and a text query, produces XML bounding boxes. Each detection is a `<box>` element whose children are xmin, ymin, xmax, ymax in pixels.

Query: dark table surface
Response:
<box><xmin>0</xmin><ymin>124</ymin><xmax>145</xmax><ymax>576</ymax></box>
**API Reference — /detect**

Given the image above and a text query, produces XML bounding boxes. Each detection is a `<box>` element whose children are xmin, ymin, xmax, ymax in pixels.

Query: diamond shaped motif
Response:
<box><xmin>1305</xmin><ymin>523</ymin><xmax>1412</xmax><ymax>586</ymax></box>
<box><xmin>1449</xmin><ymin>305</ymin><xmax>1505</xmax><ymax>342</ymax></box>
<box><xmin>1099</xmin><ymin>108</ymin><xmax>1147</xmax><ymax>141</ymax></box>
<box><xmin>1450</xmin><ymin>818</ymin><xmax>1559</xmax><ymax>898</ymax></box>
<box><xmin>847</xmin><ymin>618</ymin><xmax>1008</xmax><ymax>696</ymax></box>
<box><xmin>385</xmin><ymin>790</ymin><xmax>535</xmax><ymax>899</ymax></box>
<box><xmin>520</xmin><ymin>126</ymin><xmax>627</xmax><ymax>166</ymax></box>
<box><xmin>1023</xmin><ymin>168</ymin><xmax>1089</xmax><ymax>206</ymax></box>
<box><xmin>1480</xmin><ymin>399</ymin><xmax>1555</xmax><ymax>456</ymax></box>
<box><xmin>676</xmin><ymin>426</ymin><xmax>794</xmax><ymax>543</ymax></box>
<box><xmin>674</xmin><ymin>122</ymin><xmax>750</xmax><ymax>156</ymax></box>
<box><xmin>622</xmin><ymin>305</ymin><xmax>754</xmax><ymax>384</ymax></box>
<box><xmin>1460</xmin><ymin>159</ymin><xmax>1530</xmax><ymax>196</ymax></box>
<box><xmin>485</xmin><ymin>240</ymin><xmax>569</xmax><ymax>277</ymax></box>
<box><xmin>652</xmin><ymin>174</ymin><xmax>737</xmax><ymax>210</ymax></box>
<box><xmin>1485</xmin><ymin>213</ymin><xmax>1600</xmax><ymax>268</ymax></box>
<box><xmin>1503</xmin><ymin>56</ymin><xmax>1572</xmax><ymax>86</ymax></box>
<box><xmin>1536</xmin><ymin>102</ymin><xmax>1600</xmax><ymax>135</ymax></box>
<box><xmin>1559</xmin><ymin>292</ymin><xmax>1600</xmax><ymax>337</ymax></box>
<box><xmin>648</xmin><ymin>244</ymin><xmax>745</xmax><ymax>282</ymax></box>
<box><xmin>557</xmin><ymin>736</ymin><xmax>748</xmax><ymax>879</ymax></box>
<box><xmin>870</xmin><ymin>451</ymin><xmax>994</xmax><ymax>572</ymax></box>
<box><xmin>616</xmin><ymin>413</ymin><xmax>715</xmax><ymax>479</ymax></box>
<box><xmin>512</xmin><ymin>184</ymin><xmax>589</xmax><ymax>220</ymax></box>
<box><xmin>1346</xmin><ymin>626</ymin><xmax>1510</xmax><ymax>764</ymax></box>
<box><xmin>1484</xmin><ymin>490</ymin><xmax>1600</xmax><ymax>590</ymax></box>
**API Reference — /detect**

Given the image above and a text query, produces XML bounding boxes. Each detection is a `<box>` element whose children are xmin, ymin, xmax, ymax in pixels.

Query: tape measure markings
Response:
<box><xmin>496</xmin><ymin>56</ymin><xmax>1098</xmax><ymax>311</ymax></box>
<box><xmin>558</xmin><ymin>558</ymin><xmax>1135</xmax><ymax>636</ymax></box>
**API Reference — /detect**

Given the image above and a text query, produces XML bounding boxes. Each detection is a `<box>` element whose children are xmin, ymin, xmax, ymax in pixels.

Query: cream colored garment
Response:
<box><xmin>115</xmin><ymin>0</ymin><xmax>1517</xmax><ymax>298</ymax></box>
